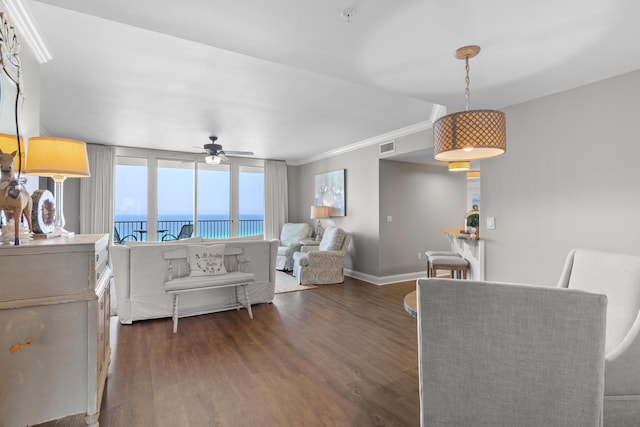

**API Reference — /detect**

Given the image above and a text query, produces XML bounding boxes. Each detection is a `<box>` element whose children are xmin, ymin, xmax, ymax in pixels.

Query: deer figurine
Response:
<box><xmin>0</xmin><ymin>149</ymin><xmax>32</xmax><ymax>245</ymax></box>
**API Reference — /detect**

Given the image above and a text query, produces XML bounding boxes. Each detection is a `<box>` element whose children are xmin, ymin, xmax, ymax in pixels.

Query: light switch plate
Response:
<box><xmin>386</xmin><ymin>215</ymin><xmax>392</xmax><ymax>222</ymax></box>
<box><xmin>487</xmin><ymin>216</ymin><xmax>495</xmax><ymax>230</ymax></box>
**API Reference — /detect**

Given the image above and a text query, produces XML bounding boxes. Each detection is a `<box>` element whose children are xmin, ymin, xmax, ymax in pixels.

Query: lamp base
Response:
<box><xmin>56</xmin><ymin>226</ymin><xmax>74</xmax><ymax>237</ymax></box>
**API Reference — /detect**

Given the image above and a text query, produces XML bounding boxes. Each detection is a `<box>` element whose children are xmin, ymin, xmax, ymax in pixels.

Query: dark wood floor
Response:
<box><xmin>40</xmin><ymin>277</ymin><xmax>420</xmax><ymax>427</ymax></box>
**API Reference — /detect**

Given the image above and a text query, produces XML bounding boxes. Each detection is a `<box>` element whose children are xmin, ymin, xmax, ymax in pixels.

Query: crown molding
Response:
<box><xmin>290</xmin><ymin>118</ymin><xmax>435</xmax><ymax>166</ymax></box>
<box><xmin>1</xmin><ymin>0</ymin><xmax>52</xmax><ymax>63</ymax></box>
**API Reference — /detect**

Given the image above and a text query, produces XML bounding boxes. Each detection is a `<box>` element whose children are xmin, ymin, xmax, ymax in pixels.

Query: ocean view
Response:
<box><xmin>115</xmin><ymin>214</ymin><xmax>264</xmax><ymax>240</ymax></box>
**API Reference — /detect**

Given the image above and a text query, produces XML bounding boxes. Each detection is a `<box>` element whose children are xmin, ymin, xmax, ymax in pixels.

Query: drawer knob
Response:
<box><xmin>96</xmin><ymin>253</ymin><xmax>100</xmax><ymax>262</ymax></box>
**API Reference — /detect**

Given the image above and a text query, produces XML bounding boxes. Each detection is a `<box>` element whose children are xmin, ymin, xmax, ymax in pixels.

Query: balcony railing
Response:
<box><xmin>115</xmin><ymin>219</ymin><xmax>264</xmax><ymax>242</ymax></box>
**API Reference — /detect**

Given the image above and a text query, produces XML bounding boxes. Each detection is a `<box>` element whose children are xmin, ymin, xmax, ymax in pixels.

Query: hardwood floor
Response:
<box><xmin>76</xmin><ymin>277</ymin><xmax>418</xmax><ymax>426</ymax></box>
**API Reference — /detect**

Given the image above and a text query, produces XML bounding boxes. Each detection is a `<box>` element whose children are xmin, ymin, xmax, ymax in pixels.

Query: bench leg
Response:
<box><xmin>242</xmin><ymin>284</ymin><xmax>253</xmax><ymax>320</ymax></box>
<box><xmin>172</xmin><ymin>294</ymin><xmax>179</xmax><ymax>333</ymax></box>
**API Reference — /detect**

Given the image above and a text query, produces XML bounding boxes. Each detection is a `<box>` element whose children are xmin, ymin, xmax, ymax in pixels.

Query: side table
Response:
<box><xmin>299</xmin><ymin>238</ymin><xmax>321</xmax><ymax>250</ymax></box>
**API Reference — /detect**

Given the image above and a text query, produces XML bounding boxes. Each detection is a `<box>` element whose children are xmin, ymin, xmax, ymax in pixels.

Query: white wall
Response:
<box><xmin>482</xmin><ymin>69</ymin><xmax>640</xmax><ymax>285</ymax></box>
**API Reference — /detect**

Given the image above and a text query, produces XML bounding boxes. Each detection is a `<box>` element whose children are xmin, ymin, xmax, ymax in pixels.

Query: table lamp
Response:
<box><xmin>26</xmin><ymin>137</ymin><xmax>90</xmax><ymax>236</ymax></box>
<box><xmin>0</xmin><ymin>133</ymin><xmax>25</xmax><ymax>171</ymax></box>
<box><xmin>310</xmin><ymin>205</ymin><xmax>331</xmax><ymax>240</ymax></box>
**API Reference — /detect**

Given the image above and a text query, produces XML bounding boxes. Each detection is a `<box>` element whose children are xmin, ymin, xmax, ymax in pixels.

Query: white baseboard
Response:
<box><xmin>344</xmin><ymin>269</ymin><xmax>427</xmax><ymax>286</ymax></box>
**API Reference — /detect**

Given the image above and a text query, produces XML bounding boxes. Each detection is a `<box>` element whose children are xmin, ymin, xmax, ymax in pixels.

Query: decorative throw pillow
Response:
<box><xmin>188</xmin><ymin>244</ymin><xmax>227</xmax><ymax>276</ymax></box>
<box><xmin>319</xmin><ymin>227</ymin><xmax>346</xmax><ymax>251</ymax></box>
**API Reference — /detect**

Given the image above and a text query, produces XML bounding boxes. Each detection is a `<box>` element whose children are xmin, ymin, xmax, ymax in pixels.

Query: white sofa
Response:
<box><xmin>110</xmin><ymin>237</ymin><xmax>278</xmax><ymax>324</ymax></box>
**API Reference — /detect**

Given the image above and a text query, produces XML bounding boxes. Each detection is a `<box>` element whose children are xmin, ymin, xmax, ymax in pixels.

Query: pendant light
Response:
<box><xmin>448</xmin><ymin>161</ymin><xmax>470</xmax><ymax>172</ymax></box>
<box><xmin>434</xmin><ymin>45</ymin><xmax>506</xmax><ymax>161</ymax></box>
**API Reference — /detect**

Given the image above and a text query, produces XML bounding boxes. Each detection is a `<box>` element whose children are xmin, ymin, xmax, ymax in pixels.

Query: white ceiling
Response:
<box><xmin>27</xmin><ymin>0</ymin><xmax>640</xmax><ymax>164</ymax></box>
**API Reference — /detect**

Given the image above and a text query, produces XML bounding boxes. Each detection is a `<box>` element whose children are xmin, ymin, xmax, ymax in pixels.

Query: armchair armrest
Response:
<box><xmin>305</xmin><ymin>250</ymin><xmax>345</xmax><ymax>266</ymax></box>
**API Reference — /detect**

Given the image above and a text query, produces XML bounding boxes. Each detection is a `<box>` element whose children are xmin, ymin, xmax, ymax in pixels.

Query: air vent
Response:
<box><xmin>379</xmin><ymin>140</ymin><xmax>396</xmax><ymax>155</ymax></box>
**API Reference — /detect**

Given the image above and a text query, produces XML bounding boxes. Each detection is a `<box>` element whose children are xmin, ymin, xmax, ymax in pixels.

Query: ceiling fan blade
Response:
<box><xmin>218</xmin><ymin>152</ymin><xmax>229</xmax><ymax>161</ymax></box>
<box><xmin>223</xmin><ymin>150</ymin><xmax>254</xmax><ymax>156</ymax></box>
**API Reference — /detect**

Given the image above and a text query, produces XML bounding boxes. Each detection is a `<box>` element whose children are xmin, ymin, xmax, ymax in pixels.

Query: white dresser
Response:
<box><xmin>0</xmin><ymin>234</ymin><xmax>111</xmax><ymax>427</ymax></box>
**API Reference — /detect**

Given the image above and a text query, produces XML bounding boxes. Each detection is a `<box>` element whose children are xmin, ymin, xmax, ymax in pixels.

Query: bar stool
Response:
<box><xmin>428</xmin><ymin>255</ymin><xmax>469</xmax><ymax>279</ymax></box>
<box><xmin>425</xmin><ymin>251</ymin><xmax>460</xmax><ymax>277</ymax></box>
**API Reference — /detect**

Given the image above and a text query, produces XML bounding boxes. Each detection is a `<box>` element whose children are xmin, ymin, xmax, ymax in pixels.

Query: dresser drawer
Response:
<box><xmin>95</xmin><ymin>245</ymin><xmax>109</xmax><ymax>284</ymax></box>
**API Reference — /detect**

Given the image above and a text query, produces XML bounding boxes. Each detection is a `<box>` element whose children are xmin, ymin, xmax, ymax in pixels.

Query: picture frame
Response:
<box><xmin>314</xmin><ymin>169</ymin><xmax>345</xmax><ymax>217</ymax></box>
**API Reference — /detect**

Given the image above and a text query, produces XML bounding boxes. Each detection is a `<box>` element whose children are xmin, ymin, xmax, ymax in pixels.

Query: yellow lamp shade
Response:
<box><xmin>26</xmin><ymin>137</ymin><xmax>90</xmax><ymax>177</ymax></box>
<box><xmin>0</xmin><ymin>133</ymin><xmax>25</xmax><ymax>170</ymax></box>
<box><xmin>448</xmin><ymin>161</ymin><xmax>470</xmax><ymax>172</ymax></box>
<box><xmin>467</xmin><ymin>170</ymin><xmax>481</xmax><ymax>179</ymax></box>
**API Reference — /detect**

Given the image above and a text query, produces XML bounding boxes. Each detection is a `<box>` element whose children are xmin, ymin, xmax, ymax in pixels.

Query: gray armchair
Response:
<box><xmin>416</xmin><ymin>278</ymin><xmax>607</xmax><ymax>426</ymax></box>
<box><xmin>557</xmin><ymin>249</ymin><xmax>640</xmax><ymax>425</ymax></box>
<box><xmin>292</xmin><ymin>227</ymin><xmax>351</xmax><ymax>285</ymax></box>
<box><xmin>275</xmin><ymin>223</ymin><xmax>313</xmax><ymax>271</ymax></box>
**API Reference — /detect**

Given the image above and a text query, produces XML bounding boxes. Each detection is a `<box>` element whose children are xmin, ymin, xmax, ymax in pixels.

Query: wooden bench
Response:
<box><xmin>163</xmin><ymin>246</ymin><xmax>255</xmax><ymax>333</ymax></box>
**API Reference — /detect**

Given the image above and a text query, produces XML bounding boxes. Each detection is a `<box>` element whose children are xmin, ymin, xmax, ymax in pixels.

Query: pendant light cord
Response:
<box><xmin>464</xmin><ymin>56</ymin><xmax>471</xmax><ymax>112</ymax></box>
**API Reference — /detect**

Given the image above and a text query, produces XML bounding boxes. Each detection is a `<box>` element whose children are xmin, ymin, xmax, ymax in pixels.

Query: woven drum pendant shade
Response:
<box><xmin>434</xmin><ymin>109</ymin><xmax>506</xmax><ymax>161</ymax></box>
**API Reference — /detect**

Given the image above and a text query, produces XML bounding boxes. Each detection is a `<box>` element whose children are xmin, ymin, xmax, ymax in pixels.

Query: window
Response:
<box><xmin>114</xmin><ymin>148</ymin><xmax>264</xmax><ymax>241</ymax></box>
<box><xmin>114</xmin><ymin>157</ymin><xmax>148</xmax><ymax>241</ymax></box>
<box><xmin>239</xmin><ymin>165</ymin><xmax>264</xmax><ymax>237</ymax></box>
<box><xmin>158</xmin><ymin>159</ymin><xmax>195</xmax><ymax>241</ymax></box>
<box><xmin>197</xmin><ymin>163</ymin><xmax>230</xmax><ymax>238</ymax></box>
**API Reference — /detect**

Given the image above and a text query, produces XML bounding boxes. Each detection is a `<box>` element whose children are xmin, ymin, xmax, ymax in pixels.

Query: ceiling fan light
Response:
<box><xmin>205</xmin><ymin>155</ymin><xmax>221</xmax><ymax>164</ymax></box>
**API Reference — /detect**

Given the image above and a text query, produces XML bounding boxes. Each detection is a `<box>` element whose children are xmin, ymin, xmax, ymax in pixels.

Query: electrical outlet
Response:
<box><xmin>417</xmin><ymin>252</ymin><xmax>421</xmax><ymax>260</ymax></box>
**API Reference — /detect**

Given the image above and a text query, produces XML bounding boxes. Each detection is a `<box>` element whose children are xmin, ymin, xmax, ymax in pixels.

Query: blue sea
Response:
<box><xmin>115</xmin><ymin>214</ymin><xmax>264</xmax><ymax>222</ymax></box>
<box><xmin>115</xmin><ymin>213</ymin><xmax>264</xmax><ymax>239</ymax></box>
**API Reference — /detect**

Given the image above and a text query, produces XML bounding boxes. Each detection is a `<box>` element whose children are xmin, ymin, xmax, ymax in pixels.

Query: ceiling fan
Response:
<box><xmin>200</xmin><ymin>136</ymin><xmax>254</xmax><ymax>164</ymax></box>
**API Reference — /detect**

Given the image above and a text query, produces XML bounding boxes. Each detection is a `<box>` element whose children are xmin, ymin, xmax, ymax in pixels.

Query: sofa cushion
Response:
<box><xmin>188</xmin><ymin>244</ymin><xmax>227</xmax><ymax>276</ymax></box>
<box><xmin>319</xmin><ymin>227</ymin><xmax>345</xmax><ymax>251</ymax></box>
<box><xmin>165</xmin><ymin>271</ymin><xmax>256</xmax><ymax>292</ymax></box>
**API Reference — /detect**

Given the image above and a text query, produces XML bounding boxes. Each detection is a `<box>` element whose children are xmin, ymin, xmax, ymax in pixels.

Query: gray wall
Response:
<box><xmin>482</xmin><ymin>69</ymin><xmax>640</xmax><ymax>285</ymax></box>
<box><xmin>289</xmin><ymin>129</ymin><xmax>465</xmax><ymax>279</ymax></box>
<box><xmin>379</xmin><ymin>160</ymin><xmax>466</xmax><ymax>276</ymax></box>
<box><xmin>290</xmin><ymin>144</ymin><xmax>380</xmax><ymax>275</ymax></box>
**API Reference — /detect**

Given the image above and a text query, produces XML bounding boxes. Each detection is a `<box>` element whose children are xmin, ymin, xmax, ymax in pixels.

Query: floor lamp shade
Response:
<box><xmin>26</xmin><ymin>137</ymin><xmax>91</xmax><ymax>235</ymax></box>
<box><xmin>0</xmin><ymin>133</ymin><xmax>25</xmax><ymax>170</ymax></box>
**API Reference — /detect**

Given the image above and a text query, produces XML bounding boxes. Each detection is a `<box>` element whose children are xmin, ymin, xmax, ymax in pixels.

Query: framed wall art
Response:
<box><xmin>314</xmin><ymin>169</ymin><xmax>345</xmax><ymax>217</ymax></box>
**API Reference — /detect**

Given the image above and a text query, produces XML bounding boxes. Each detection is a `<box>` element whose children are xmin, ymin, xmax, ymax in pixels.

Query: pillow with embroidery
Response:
<box><xmin>188</xmin><ymin>244</ymin><xmax>227</xmax><ymax>276</ymax></box>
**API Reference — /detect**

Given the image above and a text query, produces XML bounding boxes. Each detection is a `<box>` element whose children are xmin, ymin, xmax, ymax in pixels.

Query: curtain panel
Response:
<box><xmin>80</xmin><ymin>144</ymin><xmax>115</xmax><ymax>235</ymax></box>
<box><xmin>264</xmin><ymin>160</ymin><xmax>288</xmax><ymax>240</ymax></box>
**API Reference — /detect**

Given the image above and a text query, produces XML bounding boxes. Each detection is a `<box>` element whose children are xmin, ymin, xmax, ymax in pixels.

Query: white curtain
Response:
<box><xmin>264</xmin><ymin>160</ymin><xmax>288</xmax><ymax>240</ymax></box>
<box><xmin>80</xmin><ymin>144</ymin><xmax>115</xmax><ymax>235</ymax></box>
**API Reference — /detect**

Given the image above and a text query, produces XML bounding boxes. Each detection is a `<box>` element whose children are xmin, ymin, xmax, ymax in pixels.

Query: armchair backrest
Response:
<box><xmin>418</xmin><ymin>278</ymin><xmax>607</xmax><ymax>426</ymax></box>
<box><xmin>558</xmin><ymin>249</ymin><xmax>640</xmax><ymax>355</ymax></box>
<box><xmin>318</xmin><ymin>227</ymin><xmax>349</xmax><ymax>251</ymax></box>
<box><xmin>279</xmin><ymin>223</ymin><xmax>312</xmax><ymax>246</ymax></box>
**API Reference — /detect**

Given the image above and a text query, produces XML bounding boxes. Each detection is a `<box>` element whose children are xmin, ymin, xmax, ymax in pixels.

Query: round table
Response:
<box><xmin>404</xmin><ymin>290</ymin><xmax>417</xmax><ymax>317</ymax></box>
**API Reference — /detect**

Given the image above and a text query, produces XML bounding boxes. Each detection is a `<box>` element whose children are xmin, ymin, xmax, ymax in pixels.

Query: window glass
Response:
<box><xmin>197</xmin><ymin>163</ymin><xmax>230</xmax><ymax>238</ymax></box>
<box><xmin>114</xmin><ymin>157</ymin><xmax>147</xmax><ymax>242</ymax></box>
<box><xmin>239</xmin><ymin>165</ymin><xmax>264</xmax><ymax>237</ymax></box>
<box><xmin>158</xmin><ymin>159</ymin><xmax>194</xmax><ymax>241</ymax></box>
